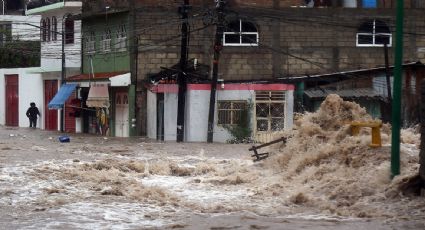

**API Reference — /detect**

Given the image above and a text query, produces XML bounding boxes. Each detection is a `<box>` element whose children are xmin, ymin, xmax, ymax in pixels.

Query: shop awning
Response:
<box><xmin>86</xmin><ymin>83</ymin><xmax>110</xmax><ymax>108</ymax></box>
<box><xmin>48</xmin><ymin>83</ymin><xmax>78</xmax><ymax>109</ymax></box>
<box><xmin>110</xmin><ymin>73</ymin><xmax>131</xmax><ymax>86</ymax></box>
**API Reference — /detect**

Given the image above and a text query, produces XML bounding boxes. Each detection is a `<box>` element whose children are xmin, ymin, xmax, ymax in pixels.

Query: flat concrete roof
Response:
<box><xmin>26</xmin><ymin>1</ymin><xmax>82</xmax><ymax>15</ymax></box>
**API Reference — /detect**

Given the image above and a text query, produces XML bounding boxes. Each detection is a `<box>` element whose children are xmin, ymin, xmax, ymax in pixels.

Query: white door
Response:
<box><xmin>115</xmin><ymin>92</ymin><xmax>129</xmax><ymax>137</ymax></box>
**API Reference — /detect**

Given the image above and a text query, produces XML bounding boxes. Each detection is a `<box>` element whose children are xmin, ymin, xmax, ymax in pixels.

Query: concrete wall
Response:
<box><xmin>185</xmin><ymin>90</ymin><xmax>210</xmax><ymax>142</ymax></box>
<box><xmin>0</xmin><ymin>68</ymin><xmax>43</xmax><ymax>128</ymax></box>
<box><xmin>163</xmin><ymin>92</ymin><xmax>178</xmax><ymax>141</ymax></box>
<box><xmin>146</xmin><ymin>90</ymin><xmax>157</xmax><ymax>139</ymax></box>
<box><xmin>285</xmin><ymin>90</ymin><xmax>294</xmax><ymax>129</ymax></box>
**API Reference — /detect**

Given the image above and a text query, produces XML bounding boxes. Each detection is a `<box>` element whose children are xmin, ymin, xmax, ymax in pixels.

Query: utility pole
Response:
<box><xmin>384</xmin><ymin>43</ymin><xmax>392</xmax><ymax>101</ymax></box>
<box><xmin>129</xmin><ymin>0</ymin><xmax>137</xmax><ymax>137</ymax></box>
<box><xmin>391</xmin><ymin>0</ymin><xmax>404</xmax><ymax>177</ymax></box>
<box><xmin>207</xmin><ymin>0</ymin><xmax>225</xmax><ymax>143</ymax></box>
<box><xmin>177</xmin><ymin>0</ymin><xmax>190</xmax><ymax>142</ymax></box>
<box><xmin>383</xmin><ymin>43</ymin><xmax>392</xmax><ymax>123</ymax></box>
<box><xmin>60</xmin><ymin>15</ymin><xmax>67</xmax><ymax>132</ymax></box>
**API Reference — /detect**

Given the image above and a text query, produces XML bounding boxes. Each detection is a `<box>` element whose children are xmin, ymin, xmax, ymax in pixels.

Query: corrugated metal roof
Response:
<box><xmin>279</xmin><ymin>61</ymin><xmax>423</xmax><ymax>83</ymax></box>
<box><xmin>305</xmin><ymin>88</ymin><xmax>382</xmax><ymax>99</ymax></box>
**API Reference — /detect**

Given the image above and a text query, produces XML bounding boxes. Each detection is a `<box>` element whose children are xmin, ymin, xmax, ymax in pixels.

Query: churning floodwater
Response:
<box><xmin>0</xmin><ymin>94</ymin><xmax>424</xmax><ymax>229</ymax></box>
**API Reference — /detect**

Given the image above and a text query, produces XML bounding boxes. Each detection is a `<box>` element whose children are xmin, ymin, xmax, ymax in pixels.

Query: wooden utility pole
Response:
<box><xmin>177</xmin><ymin>0</ymin><xmax>190</xmax><ymax>142</ymax></box>
<box><xmin>207</xmin><ymin>0</ymin><xmax>225</xmax><ymax>143</ymax></box>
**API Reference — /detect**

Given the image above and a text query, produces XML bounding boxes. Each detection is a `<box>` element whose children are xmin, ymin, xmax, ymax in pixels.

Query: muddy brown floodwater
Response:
<box><xmin>1</xmin><ymin>95</ymin><xmax>425</xmax><ymax>230</ymax></box>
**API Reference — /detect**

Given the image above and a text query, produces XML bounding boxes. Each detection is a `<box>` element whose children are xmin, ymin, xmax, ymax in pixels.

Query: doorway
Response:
<box><xmin>5</xmin><ymin>75</ymin><xmax>19</xmax><ymax>126</ymax></box>
<box><xmin>115</xmin><ymin>92</ymin><xmax>129</xmax><ymax>137</ymax></box>
<box><xmin>157</xmin><ymin>93</ymin><xmax>164</xmax><ymax>141</ymax></box>
<box><xmin>44</xmin><ymin>80</ymin><xmax>58</xmax><ymax>130</ymax></box>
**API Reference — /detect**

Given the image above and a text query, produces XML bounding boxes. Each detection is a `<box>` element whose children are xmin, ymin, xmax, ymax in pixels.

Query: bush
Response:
<box><xmin>225</xmin><ymin>107</ymin><xmax>252</xmax><ymax>144</ymax></box>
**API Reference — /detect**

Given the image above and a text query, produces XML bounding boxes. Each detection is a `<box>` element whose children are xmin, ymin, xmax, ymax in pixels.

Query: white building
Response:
<box><xmin>0</xmin><ymin>1</ymin><xmax>82</xmax><ymax>131</ymax></box>
<box><xmin>25</xmin><ymin>1</ymin><xmax>82</xmax><ymax>132</ymax></box>
<box><xmin>147</xmin><ymin>83</ymin><xmax>294</xmax><ymax>143</ymax></box>
<box><xmin>0</xmin><ymin>15</ymin><xmax>42</xmax><ymax>128</ymax></box>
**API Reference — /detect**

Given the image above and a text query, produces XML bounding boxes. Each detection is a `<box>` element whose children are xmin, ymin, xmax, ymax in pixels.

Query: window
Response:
<box><xmin>46</xmin><ymin>17</ymin><xmax>51</xmax><ymax>41</ymax></box>
<box><xmin>115</xmin><ymin>25</ymin><xmax>127</xmax><ymax>51</ymax></box>
<box><xmin>64</xmin><ymin>17</ymin><xmax>74</xmax><ymax>44</ymax></box>
<box><xmin>223</xmin><ymin>20</ymin><xmax>258</xmax><ymax>46</ymax></box>
<box><xmin>255</xmin><ymin>91</ymin><xmax>285</xmax><ymax>132</ymax></box>
<box><xmin>101</xmin><ymin>29</ymin><xmax>112</xmax><ymax>52</ymax></box>
<box><xmin>356</xmin><ymin>20</ymin><xmax>392</xmax><ymax>47</ymax></box>
<box><xmin>0</xmin><ymin>23</ymin><xmax>12</xmax><ymax>45</ymax></box>
<box><xmin>85</xmin><ymin>31</ymin><xmax>96</xmax><ymax>53</ymax></box>
<box><xmin>51</xmin><ymin>17</ymin><xmax>57</xmax><ymax>41</ymax></box>
<box><xmin>40</xmin><ymin>19</ymin><xmax>46</xmax><ymax>42</ymax></box>
<box><xmin>217</xmin><ymin>101</ymin><xmax>247</xmax><ymax>125</ymax></box>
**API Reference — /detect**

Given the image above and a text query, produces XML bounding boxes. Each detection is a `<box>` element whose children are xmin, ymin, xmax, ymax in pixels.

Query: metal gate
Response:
<box><xmin>254</xmin><ymin>91</ymin><xmax>286</xmax><ymax>143</ymax></box>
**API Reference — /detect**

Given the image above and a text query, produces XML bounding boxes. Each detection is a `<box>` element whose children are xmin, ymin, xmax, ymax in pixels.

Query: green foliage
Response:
<box><xmin>225</xmin><ymin>105</ymin><xmax>253</xmax><ymax>144</ymax></box>
<box><xmin>0</xmin><ymin>41</ymin><xmax>40</xmax><ymax>68</ymax></box>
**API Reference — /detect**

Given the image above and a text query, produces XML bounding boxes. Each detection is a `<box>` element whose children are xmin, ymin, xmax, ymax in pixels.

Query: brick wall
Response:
<box><xmin>135</xmin><ymin>6</ymin><xmax>425</xmax><ymax>83</ymax></box>
<box><xmin>128</xmin><ymin>1</ymin><xmax>425</xmax><ymax>135</ymax></box>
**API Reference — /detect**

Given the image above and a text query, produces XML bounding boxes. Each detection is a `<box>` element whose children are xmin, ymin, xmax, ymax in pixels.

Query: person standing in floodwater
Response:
<box><xmin>26</xmin><ymin>102</ymin><xmax>41</xmax><ymax>129</ymax></box>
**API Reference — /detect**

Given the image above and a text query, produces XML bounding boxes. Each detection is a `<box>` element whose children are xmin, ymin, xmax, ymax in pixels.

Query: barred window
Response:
<box><xmin>85</xmin><ymin>31</ymin><xmax>96</xmax><ymax>53</ymax></box>
<box><xmin>46</xmin><ymin>17</ymin><xmax>51</xmax><ymax>41</ymax></box>
<box><xmin>40</xmin><ymin>19</ymin><xmax>46</xmax><ymax>42</ymax></box>
<box><xmin>115</xmin><ymin>24</ymin><xmax>127</xmax><ymax>51</ymax></box>
<box><xmin>255</xmin><ymin>91</ymin><xmax>285</xmax><ymax>132</ymax></box>
<box><xmin>101</xmin><ymin>29</ymin><xmax>112</xmax><ymax>52</ymax></box>
<box><xmin>217</xmin><ymin>101</ymin><xmax>247</xmax><ymax>125</ymax></box>
<box><xmin>51</xmin><ymin>17</ymin><xmax>57</xmax><ymax>41</ymax></box>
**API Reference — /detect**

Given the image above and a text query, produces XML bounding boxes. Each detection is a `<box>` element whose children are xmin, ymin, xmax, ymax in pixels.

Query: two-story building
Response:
<box><xmin>0</xmin><ymin>14</ymin><xmax>41</xmax><ymax>128</ymax></box>
<box><xmin>70</xmin><ymin>0</ymin><xmax>135</xmax><ymax>137</ymax></box>
<box><xmin>25</xmin><ymin>0</ymin><xmax>82</xmax><ymax>132</ymax></box>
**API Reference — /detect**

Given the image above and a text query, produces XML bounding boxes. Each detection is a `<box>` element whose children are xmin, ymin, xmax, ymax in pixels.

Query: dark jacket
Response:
<box><xmin>26</xmin><ymin>107</ymin><xmax>40</xmax><ymax>119</ymax></box>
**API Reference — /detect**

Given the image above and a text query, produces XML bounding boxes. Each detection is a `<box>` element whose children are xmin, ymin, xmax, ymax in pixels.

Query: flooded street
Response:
<box><xmin>1</xmin><ymin>96</ymin><xmax>425</xmax><ymax>230</ymax></box>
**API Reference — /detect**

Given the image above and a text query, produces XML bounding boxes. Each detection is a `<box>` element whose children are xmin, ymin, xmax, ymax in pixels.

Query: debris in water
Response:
<box><xmin>31</xmin><ymin>146</ymin><xmax>47</xmax><ymax>151</ymax></box>
<box><xmin>263</xmin><ymin>94</ymin><xmax>423</xmax><ymax>218</ymax></box>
